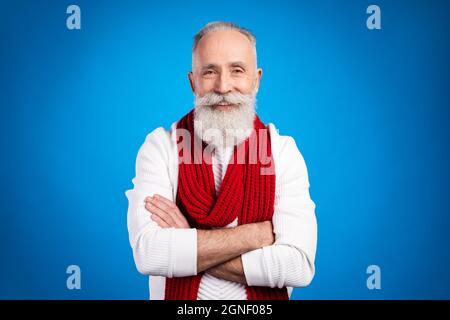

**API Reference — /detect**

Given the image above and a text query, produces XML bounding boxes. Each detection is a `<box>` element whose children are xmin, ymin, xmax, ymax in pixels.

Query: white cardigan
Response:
<box><xmin>126</xmin><ymin>121</ymin><xmax>317</xmax><ymax>300</ymax></box>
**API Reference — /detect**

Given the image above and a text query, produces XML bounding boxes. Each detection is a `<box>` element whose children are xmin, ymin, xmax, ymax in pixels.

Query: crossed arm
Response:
<box><xmin>144</xmin><ymin>194</ymin><xmax>275</xmax><ymax>284</ymax></box>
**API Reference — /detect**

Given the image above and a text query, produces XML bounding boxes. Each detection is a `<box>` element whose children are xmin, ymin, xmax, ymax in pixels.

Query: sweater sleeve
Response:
<box><xmin>242</xmin><ymin>136</ymin><xmax>317</xmax><ymax>288</ymax></box>
<box><xmin>126</xmin><ymin>127</ymin><xmax>197</xmax><ymax>278</ymax></box>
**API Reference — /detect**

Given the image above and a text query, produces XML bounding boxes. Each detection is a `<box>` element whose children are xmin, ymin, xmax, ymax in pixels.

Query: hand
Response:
<box><xmin>144</xmin><ymin>194</ymin><xmax>190</xmax><ymax>229</ymax></box>
<box><xmin>255</xmin><ymin>221</ymin><xmax>275</xmax><ymax>247</ymax></box>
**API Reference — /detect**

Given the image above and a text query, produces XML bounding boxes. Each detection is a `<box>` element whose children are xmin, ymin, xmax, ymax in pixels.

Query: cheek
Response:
<box><xmin>195</xmin><ymin>78</ymin><xmax>215</xmax><ymax>95</ymax></box>
<box><xmin>234</xmin><ymin>78</ymin><xmax>255</xmax><ymax>94</ymax></box>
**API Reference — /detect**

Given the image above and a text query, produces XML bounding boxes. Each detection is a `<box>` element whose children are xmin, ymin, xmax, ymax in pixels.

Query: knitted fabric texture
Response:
<box><xmin>164</xmin><ymin>109</ymin><xmax>288</xmax><ymax>300</ymax></box>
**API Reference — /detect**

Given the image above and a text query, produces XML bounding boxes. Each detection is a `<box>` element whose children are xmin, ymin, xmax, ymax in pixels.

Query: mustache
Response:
<box><xmin>195</xmin><ymin>92</ymin><xmax>254</xmax><ymax>108</ymax></box>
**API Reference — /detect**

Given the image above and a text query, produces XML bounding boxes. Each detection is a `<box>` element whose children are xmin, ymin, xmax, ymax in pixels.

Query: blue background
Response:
<box><xmin>1</xmin><ymin>0</ymin><xmax>449</xmax><ymax>299</ymax></box>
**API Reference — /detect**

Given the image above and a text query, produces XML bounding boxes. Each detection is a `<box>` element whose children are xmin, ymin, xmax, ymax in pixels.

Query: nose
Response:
<box><xmin>214</xmin><ymin>72</ymin><xmax>233</xmax><ymax>94</ymax></box>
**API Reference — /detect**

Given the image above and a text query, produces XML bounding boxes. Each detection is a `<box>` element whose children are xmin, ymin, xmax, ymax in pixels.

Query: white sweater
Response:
<box><xmin>126</xmin><ymin>121</ymin><xmax>317</xmax><ymax>300</ymax></box>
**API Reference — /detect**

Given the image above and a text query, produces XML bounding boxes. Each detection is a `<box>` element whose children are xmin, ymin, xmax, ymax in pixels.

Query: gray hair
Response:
<box><xmin>193</xmin><ymin>21</ymin><xmax>257</xmax><ymax>65</ymax></box>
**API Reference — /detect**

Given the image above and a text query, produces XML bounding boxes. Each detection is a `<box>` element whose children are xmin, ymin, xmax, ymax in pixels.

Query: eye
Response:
<box><xmin>203</xmin><ymin>70</ymin><xmax>215</xmax><ymax>76</ymax></box>
<box><xmin>232</xmin><ymin>68</ymin><xmax>244</xmax><ymax>74</ymax></box>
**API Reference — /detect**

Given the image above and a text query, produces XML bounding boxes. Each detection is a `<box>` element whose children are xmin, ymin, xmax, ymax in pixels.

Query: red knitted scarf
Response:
<box><xmin>164</xmin><ymin>109</ymin><xmax>288</xmax><ymax>300</ymax></box>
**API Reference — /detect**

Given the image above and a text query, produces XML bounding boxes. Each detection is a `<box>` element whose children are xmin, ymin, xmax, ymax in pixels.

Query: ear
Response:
<box><xmin>254</xmin><ymin>68</ymin><xmax>263</xmax><ymax>93</ymax></box>
<box><xmin>188</xmin><ymin>71</ymin><xmax>196</xmax><ymax>94</ymax></box>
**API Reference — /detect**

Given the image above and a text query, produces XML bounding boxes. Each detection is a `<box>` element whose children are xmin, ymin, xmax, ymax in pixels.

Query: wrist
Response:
<box><xmin>236</xmin><ymin>223</ymin><xmax>263</xmax><ymax>251</ymax></box>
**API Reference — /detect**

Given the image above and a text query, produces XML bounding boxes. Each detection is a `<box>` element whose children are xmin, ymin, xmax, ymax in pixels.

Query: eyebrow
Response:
<box><xmin>201</xmin><ymin>61</ymin><xmax>248</xmax><ymax>71</ymax></box>
<box><xmin>201</xmin><ymin>64</ymin><xmax>219</xmax><ymax>71</ymax></box>
<box><xmin>229</xmin><ymin>61</ymin><xmax>247</xmax><ymax>69</ymax></box>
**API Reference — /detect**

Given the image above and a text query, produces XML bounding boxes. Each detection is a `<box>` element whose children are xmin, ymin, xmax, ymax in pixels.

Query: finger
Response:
<box><xmin>149</xmin><ymin>197</ymin><xmax>185</xmax><ymax>227</ymax></box>
<box><xmin>151</xmin><ymin>195</ymin><xmax>175</xmax><ymax>211</ymax></box>
<box><xmin>145</xmin><ymin>201</ymin><xmax>177</xmax><ymax>227</ymax></box>
<box><xmin>146</xmin><ymin>201</ymin><xmax>176</xmax><ymax>226</ymax></box>
<box><xmin>152</xmin><ymin>194</ymin><xmax>188</xmax><ymax>224</ymax></box>
<box><xmin>153</xmin><ymin>194</ymin><xmax>176</xmax><ymax>206</ymax></box>
<box><xmin>150</xmin><ymin>213</ymin><xmax>170</xmax><ymax>228</ymax></box>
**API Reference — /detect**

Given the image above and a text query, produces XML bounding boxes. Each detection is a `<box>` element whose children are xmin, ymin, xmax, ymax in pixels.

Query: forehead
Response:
<box><xmin>193</xmin><ymin>29</ymin><xmax>255</xmax><ymax>66</ymax></box>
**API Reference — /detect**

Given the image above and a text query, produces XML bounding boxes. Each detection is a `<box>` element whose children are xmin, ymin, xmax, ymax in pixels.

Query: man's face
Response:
<box><xmin>189</xmin><ymin>29</ymin><xmax>262</xmax><ymax>111</ymax></box>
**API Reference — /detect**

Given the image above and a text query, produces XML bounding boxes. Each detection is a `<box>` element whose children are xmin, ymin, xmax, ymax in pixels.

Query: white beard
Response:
<box><xmin>193</xmin><ymin>91</ymin><xmax>256</xmax><ymax>149</ymax></box>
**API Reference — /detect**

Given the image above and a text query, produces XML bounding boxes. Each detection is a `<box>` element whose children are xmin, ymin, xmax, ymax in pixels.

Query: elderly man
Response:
<box><xmin>126</xmin><ymin>21</ymin><xmax>317</xmax><ymax>300</ymax></box>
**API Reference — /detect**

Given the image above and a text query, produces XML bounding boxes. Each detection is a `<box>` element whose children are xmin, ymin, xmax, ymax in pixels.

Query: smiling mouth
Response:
<box><xmin>212</xmin><ymin>102</ymin><xmax>237</xmax><ymax>109</ymax></box>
